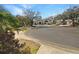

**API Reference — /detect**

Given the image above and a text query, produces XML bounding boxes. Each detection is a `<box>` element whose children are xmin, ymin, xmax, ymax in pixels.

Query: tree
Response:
<box><xmin>0</xmin><ymin>11</ymin><xmax>20</xmax><ymax>32</ymax></box>
<box><xmin>63</xmin><ymin>6</ymin><xmax>79</xmax><ymax>27</ymax></box>
<box><xmin>54</xmin><ymin>14</ymin><xmax>67</xmax><ymax>25</ymax></box>
<box><xmin>53</xmin><ymin>6</ymin><xmax>79</xmax><ymax>26</ymax></box>
<box><xmin>0</xmin><ymin>6</ymin><xmax>25</xmax><ymax>54</ymax></box>
<box><xmin>23</xmin><ymin>9</ymin><xmax>40</xmax><ymax>27</ymax></box>
<box><xmin>16</xmin><ymin>15</ymin><xmax>32</xmax><ymax>27</ymax></box>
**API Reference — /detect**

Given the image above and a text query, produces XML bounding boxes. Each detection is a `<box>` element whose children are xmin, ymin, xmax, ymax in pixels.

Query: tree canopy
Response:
<box><xmin>0</xmin><ymin>6</ymin><xmax>20</xmax><ymax>32</ymax></box>
<box><xmin>53</xmin><ymin>6</ymin><xmax>79</xmax><ymax>26</ymax></box>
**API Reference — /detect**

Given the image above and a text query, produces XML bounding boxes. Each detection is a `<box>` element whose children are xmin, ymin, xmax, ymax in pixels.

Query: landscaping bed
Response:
<box><xmin>18</xmin><ymin>39</ymin><xmax>40</xmax><ymax>54</ymax></box>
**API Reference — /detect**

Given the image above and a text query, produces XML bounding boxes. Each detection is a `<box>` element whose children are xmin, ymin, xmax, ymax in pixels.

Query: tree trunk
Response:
<box><xmin>62</xmin><ymin>19</ymin><xmax>66</xmax><ymax>25</ymax></box>
<box><xmin>72</xmin><ymin>19</ymin><xmax>75</xmax><ymax>27</ymax></box>
<box><xmin>31</xmin><ymin>20</ymin><xmax>33</xmax><ymax>27</ymax></box>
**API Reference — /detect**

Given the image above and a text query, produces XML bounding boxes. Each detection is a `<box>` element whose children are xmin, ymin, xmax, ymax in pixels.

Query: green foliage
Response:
<box><xmin>0</xmin><ymin>6</ymin><xmax>40</xmax><ymax>54</ymax></box>
<box><xmin>54</xmin><ymin>6</ymin><xmax>79</xmax><ymax>26</ymax></box>
<box><xmin>0</xmin><ymin>6</ymin><xmax>25</xmax><ymax>54</ymax></box>
<box><xmin>0</xmin><ymin>12</ymin><xmax>20</xmax><ymax>32</ymax></box>
<box><xmin>16</xmin><ymin>15</ymin><xmax>33</xmax><ymax>27</ymax></box>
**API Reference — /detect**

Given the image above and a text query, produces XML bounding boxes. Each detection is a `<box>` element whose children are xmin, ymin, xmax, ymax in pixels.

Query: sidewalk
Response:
<box><xmin>37</xmin><ymin>45</ymin><xmax>72</xmax><ymax>54</ymax></box>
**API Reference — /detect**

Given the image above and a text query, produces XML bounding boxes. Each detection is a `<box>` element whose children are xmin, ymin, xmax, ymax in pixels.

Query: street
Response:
<box><xmin>25</xmin><ymin>25</ymin><xmax>79</xmax><ymax>52</ymax></box>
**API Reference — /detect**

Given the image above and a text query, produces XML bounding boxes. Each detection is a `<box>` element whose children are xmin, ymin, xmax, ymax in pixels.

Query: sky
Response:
<box><xmin>2</xmin><ymin>4</ymin><xmax>79</xmax><ymax>19</ymax></box>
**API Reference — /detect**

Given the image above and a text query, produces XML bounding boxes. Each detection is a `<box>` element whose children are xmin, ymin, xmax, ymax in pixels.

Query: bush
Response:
<box><xmin>0</xmin><ymin>31</ymin><xmax>25</xmax><ymax>54</ymax></box>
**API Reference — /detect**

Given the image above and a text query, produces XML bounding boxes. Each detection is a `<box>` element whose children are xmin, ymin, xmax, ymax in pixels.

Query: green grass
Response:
<box><xmin>19</xmin><ymin>39</ymin><xmax>40</xmax><ymax>54</ymax></box>
<box><xmin>31</xmin><ymin>47</ymin><xmax>40</xmax><ymax>54</ymax></box>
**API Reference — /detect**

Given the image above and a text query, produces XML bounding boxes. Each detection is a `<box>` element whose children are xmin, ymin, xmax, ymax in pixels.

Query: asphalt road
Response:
<box><xmin>25</xmin><ymin>25</ymin><xmax>79</xmax><ymax>50</ymax></box>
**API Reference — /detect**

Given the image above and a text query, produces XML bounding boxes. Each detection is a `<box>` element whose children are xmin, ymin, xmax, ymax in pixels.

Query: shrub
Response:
<box><xmin>0</xmin><ymin>31</ymin><xmax>24</xmax><ymax>54</ymax></box>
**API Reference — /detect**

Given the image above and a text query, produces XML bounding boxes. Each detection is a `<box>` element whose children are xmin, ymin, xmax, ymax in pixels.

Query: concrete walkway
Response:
<box><xmin>37</xmin><ymin>45</ymin><xmax>71</xmax><ymax>54</ymax></box>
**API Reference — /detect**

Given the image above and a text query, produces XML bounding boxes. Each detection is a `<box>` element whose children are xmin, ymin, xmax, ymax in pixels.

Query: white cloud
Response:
<box><xmin>8</xmin><ymin>5</ymin><xmax>24</xmax><ymax>16</ymax></box>
<box><xmin>13</xmin><ymin>4</ymin><xmax>35</xmax><ymax>15</ymax></box>
<box><xmin>19</xmin><ymin>4</ymin><xmax>34</xmax><ymax>9</ymax></box>
<box><xmin>22</xmin><ymin>4</ymin><xmax>32</xmax><ymax>9</ymax></box>
<box><xmin>3</xmin><ymin>4</ymin><xmax>24</xmax><ymax>15</ymax></box>
<box><xmin>13</xmin><ymin>7</ymin><xmax>23</xmax><ymax>15</ymax></box>
<box><xmin>3</xmin><ymin>4</ymin><xmax>34</xmax><ymax>16</ymax></box>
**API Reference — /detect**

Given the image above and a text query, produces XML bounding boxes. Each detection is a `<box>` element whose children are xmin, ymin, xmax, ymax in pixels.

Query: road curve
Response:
<box><xmin>25</xmin><ymin>26</ymin><xmax>79</xmax><ymax>52</ymax></box>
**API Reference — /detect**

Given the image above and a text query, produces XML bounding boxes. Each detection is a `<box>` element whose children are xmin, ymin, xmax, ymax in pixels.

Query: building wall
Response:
<box><xmin>33</xmin><ymin>20</ymin><xmax>53</xmax><ymax>25</ymax></box>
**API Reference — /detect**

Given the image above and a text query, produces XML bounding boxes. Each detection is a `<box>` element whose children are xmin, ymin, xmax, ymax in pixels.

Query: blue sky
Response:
<box><xmin>2</xmin><ymin>4</ymin><xmax>79</xmax><ymax>19</ymax></box>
